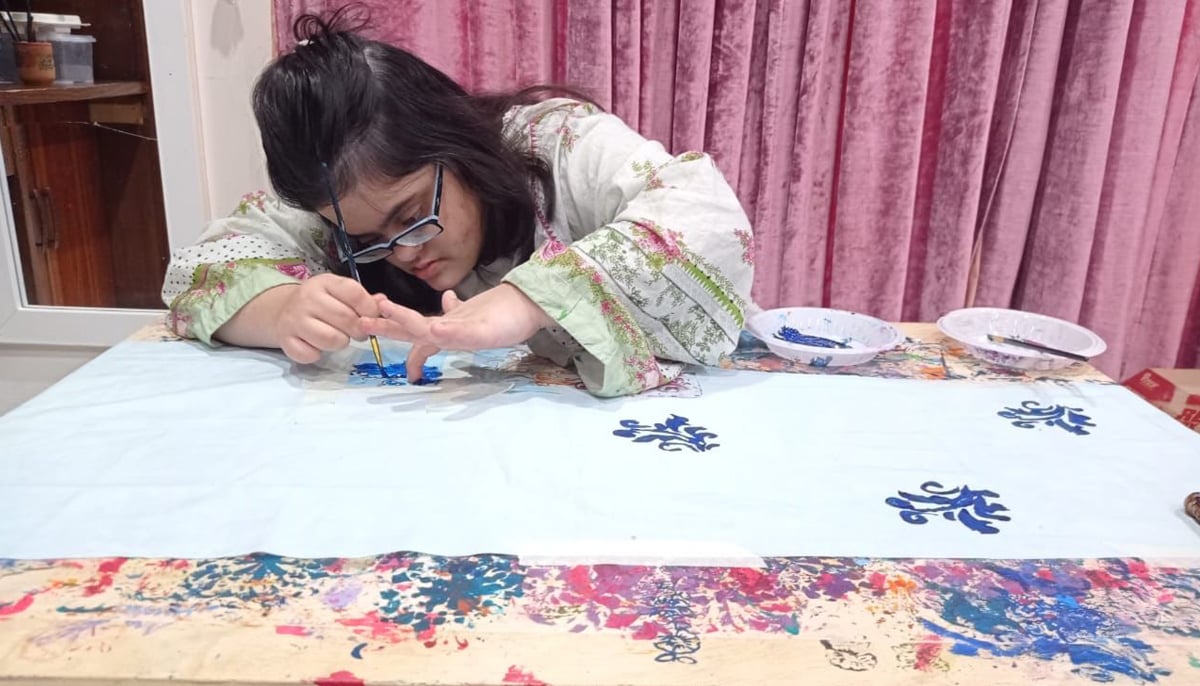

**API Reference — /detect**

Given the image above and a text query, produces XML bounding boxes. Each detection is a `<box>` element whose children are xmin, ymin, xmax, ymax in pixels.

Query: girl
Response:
<box><xmin>161</xmin><ymin>9</ymin><xmax>755</xmax><ymax>398</ymax></box>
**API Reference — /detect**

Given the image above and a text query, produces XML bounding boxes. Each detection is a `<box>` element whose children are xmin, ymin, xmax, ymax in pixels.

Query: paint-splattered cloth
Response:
<box><xmin>161</xmin><ymin>99</ymin><xmax>755</xmax><ymax>398</ymax></box>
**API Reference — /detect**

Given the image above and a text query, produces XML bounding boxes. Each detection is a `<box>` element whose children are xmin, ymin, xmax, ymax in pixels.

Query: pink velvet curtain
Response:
<box><xmin>274</xmin><ymin>0</ymin><xmax>1200</xmax><ymax>379</ymax></box>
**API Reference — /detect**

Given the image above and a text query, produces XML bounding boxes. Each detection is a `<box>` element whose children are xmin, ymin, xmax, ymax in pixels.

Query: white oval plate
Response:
<box><xmin>747</xmin><ymin>307</ymin><xmax>904</xmax><ymax>367</ymax></box>
<box><xmin>937</xmin><ymin>307</ymin><xmax>1106</xmax><ymax>370</ymax></box>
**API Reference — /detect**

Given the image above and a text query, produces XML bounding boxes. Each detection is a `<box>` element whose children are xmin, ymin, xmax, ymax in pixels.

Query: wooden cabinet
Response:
<box><xmin>0</xmin><ymin>0</ymin><xmax>167</xmax><ymax>309</ymax></box>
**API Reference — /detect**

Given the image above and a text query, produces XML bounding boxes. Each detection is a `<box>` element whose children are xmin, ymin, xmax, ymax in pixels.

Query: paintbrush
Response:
<box><xmin>986</xmin><ymin>334</ymin><xmax>1090</xmax><ymax>362</ymax></box>
<box><xmin>0</xmin><ymin>2</ymin><xmax>21</xmax><ymax>43</ymax></box>
<box><xmin>321</xmin><ymin>162</ymin><xmax>389</xmax><ymax>377</ymax></box>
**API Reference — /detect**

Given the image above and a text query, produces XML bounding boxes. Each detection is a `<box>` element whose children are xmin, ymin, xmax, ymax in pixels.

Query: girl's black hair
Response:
<box><xmin>252</xmin><ymin>4</ymin><xmax>591</xmax><ymax>313</ymax></box>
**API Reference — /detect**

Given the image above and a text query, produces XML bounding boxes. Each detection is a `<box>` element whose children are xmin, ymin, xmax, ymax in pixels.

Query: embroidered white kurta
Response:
<box><xmin>162</xmin><ymin>99</ymin><xmax>757</xmax><ymax>397</ymax></box>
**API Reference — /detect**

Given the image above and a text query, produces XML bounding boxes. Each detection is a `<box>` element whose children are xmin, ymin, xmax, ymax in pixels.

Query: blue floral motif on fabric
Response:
<box><xmin>886</xmin><ymin>481</ymin><xmax>1011</xmax><ymax>534</ymax></box>
<box><xmin>998</xmin><ymin>401</ymin><xmax>1095</xmax><ymax>435</ymax></box>
<box><xmin>613</xmin><ymin>414</ymin><xmax>719</xmax><ymax>452</ymax></box>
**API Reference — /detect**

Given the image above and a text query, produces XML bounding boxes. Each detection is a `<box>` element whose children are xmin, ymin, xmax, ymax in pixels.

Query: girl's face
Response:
<box><xmin>319</xmin><ymin>164</ymin><xmax>484</xmax><ymax>291</ymax></box>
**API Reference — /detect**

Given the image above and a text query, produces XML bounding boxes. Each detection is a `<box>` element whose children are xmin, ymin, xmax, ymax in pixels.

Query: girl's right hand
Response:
<box><xmin>273</xmin><ymin>274</ymin><xmax>380</xmax><ymax>364</ymax></box>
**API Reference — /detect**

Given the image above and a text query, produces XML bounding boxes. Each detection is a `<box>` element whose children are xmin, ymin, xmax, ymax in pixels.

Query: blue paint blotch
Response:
<box><xmin>351</xmin><ymin>642</ymin><xmax>367</xmax><ymax>659</ymax></box>
<box><xmin>919</xmin><ymin>563</ymin><xmax>1172</xmax><ymax>683</ymax></box>
<box><xmin>774</xmin><ymin>325</ymin><xmax>848</xmax><ymax>348</ymax></box>
<box><xmin>350</xmin><ymin>361</ymin><xmax>443</xmax><ymax>387</ymax></box>
<box><xmin>886</xmin><ymin>481</ymin><xmax>1010</xmax><ymax>534</ymax></box>
<box><xmin>998</xmin><ymin>401</ymin><xmax>1095</xmax><ymax>436</ymax></box>
<box><xmin>613</xmin><ymin>414</ymin><xmax>719</xmax><ymax>452</ymax></box>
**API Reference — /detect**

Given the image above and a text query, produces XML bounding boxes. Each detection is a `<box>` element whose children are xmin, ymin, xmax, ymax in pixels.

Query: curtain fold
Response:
<box><xmin>273</xmin><ymin>0</ymin><xmax>1200</xmax><ymax>379</ymax></box>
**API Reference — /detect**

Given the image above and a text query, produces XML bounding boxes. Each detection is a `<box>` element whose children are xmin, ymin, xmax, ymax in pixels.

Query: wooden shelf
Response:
<box><xmin>0</xmin><ymin>81</ymin><xmax>147</xmax><ymax>106</ymax></box>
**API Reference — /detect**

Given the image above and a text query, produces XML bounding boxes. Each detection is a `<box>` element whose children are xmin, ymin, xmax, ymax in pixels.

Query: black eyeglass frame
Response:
<box><xmin>323</xmin><ymin>163</ymin><xmax>445</xmax><ymax>265</ymax></box>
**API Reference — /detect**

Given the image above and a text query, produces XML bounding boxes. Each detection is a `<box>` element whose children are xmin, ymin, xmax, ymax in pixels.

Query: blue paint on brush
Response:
<box><xmin>774</xmin><ymin>325</ymin><xmax>847</xmax><ymax>348</ymax></box>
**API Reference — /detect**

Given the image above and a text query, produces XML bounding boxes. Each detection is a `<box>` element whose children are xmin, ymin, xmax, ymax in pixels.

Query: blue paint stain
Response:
<box><xmin>350</xmin><ymin>362</ymin><xmax>443</xmax><ymax>387</ymax></box>
<box><xmin>773</xmin><ymin>325</ymin><xmax>848</xmax><ymax>348</ymax></box>
<box><xmin>351</xmin><ymin>642</ymin><xmax>367</xmax><ymax>659</ymax></box>
<box><xmin>920</xmin><ymin>581</ymin><xmax>1171</xmax><ymax>683</ymax></box>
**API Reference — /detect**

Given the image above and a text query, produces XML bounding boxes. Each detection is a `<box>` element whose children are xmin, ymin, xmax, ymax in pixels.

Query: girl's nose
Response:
<box><xmin>388</xmin><ymin>244</ymin><xmax>422</xmax><ymax>264</ymax></box>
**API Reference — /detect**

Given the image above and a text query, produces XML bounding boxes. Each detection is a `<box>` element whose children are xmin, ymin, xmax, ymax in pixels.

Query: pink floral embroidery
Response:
<box><xmin>625</xmin><ymin>354</ymin><xmax>663</xmax><ymax>390</ymax></box>
<box><xmin>235</xmin><ymin>191</ymin><xmax>268</xmax><ymax>215</ymax></box>
<box><xmin>537</xmin><ymin>238</ymin><xmax>568</xmax><ymax>260</ymax></box>
<box><xmin>734</xmin><ymin>228</ymin><xmax>755</xmax><ymax>266</ymax></box>
<box><xmin>167</xmin><ymin>310</ymin><xmax>192</xmax><ymax>338</ymax></box>
<box><xmin>275</xmin><ymin>261</ymin><xmax>311</xmax><ymax>280</ymax></box>
<box><xmin>557</xmin><ymin>123</ymin><xmax>579</xmax><ymax>152</ymax></box>
<box><xmin>633</xmin><ymin>222</ymin><xmax>684</xmax><ymax>261</ymax></box>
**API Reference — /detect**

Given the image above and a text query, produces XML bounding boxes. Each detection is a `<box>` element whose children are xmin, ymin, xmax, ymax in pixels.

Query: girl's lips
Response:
<box><xmin>412</xmin><ymin>260</ymin><xmax>440</xmax><ymax>279</ymax></box>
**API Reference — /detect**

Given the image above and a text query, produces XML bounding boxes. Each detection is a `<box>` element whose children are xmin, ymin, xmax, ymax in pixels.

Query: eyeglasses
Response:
<box><xmin>323</xmin><ymin>163</ymin><xmax>445</xmax><ymax>265</ymax></box>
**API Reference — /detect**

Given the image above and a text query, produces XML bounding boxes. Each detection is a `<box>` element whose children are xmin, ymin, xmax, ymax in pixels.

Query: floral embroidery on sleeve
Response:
<box><xmin>235</xmin><ymin>191</ymin><xmax>268</xmax><ymax>215</ymax></box>
<box><xmin>631</xmin><ymin>160</ymin><xmax>666</xmax><ymax>190</ymax></box>
<box><xmin>734</xmin><ymin>228</ymin><xmax>755</xmax><ymax>266</ymax></box>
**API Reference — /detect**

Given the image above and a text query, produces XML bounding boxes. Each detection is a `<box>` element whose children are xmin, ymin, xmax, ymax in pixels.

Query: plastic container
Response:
<box><xmin>40</xmin><ymin>33</ymin><xmax>94</xmax><ymax>84</ymax></box>
<box><xmin>10</xmin><ymin>12</ymin><xmax>85</xmax><ymax>36</ymax></box>
<box><xmin>0</xmin><ymin>34</ymin><xmax>16</xmax><ymax>84</ymax></box>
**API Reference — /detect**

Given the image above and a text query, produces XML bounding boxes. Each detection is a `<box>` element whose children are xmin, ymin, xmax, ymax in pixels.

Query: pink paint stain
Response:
<box><xmin>631</xmin><ymin>622</ymin><xmax>662</xmax><ymax>640</ymax></box>
<box><xmin>868</xmin><ymin>572</ymin><xmax>888</xmax><ymax>594</ymax></box>
<box><xmin>502</xmin><ymin>666</ymin><xmax>546</xmax><ymax>685</ymax></box>
<box><xmin>1127</xmin><ymin>561</ymin><xmax>1151</xmax><ymax>578</ymax></box>
<box><xmin>604</xmin><ymin>612</ymin><xmax>639</xmax><ymax>629</ymax></box>
<box><xmin>914</xmin><ymin>637</ymin><xmax>943</xmax><ymax>671</ymax></box>
<box><xmin>729</xmin><ymin>567</ymin><xmax>778</xmax><ymax>597</ymax></box>
<box><xmin>83</xmin><ymin>558</ymin><xmax>127</xmax><ymax>597</ymax></box>
<box><xmin>0</xmin><ymin>594</ymin><xmax>34</xmax><ymax>617</ymax></box>
<box><xmin>315</xmin><ymin>671</ymin><xmax>364</xmax><ymax>686</ymax></box>
<box><xmin>456</xmin><ymin>637</ymin><xmax>469</xmax><ymax>651</ymax></box>
<box><xmin>336</xmin><ymin>612</ymin><xmax>406</xmax><ymax>642</ymax></box>
<box><xmin>1085</xmin><ymin>569</ymin><xmax>1129</xmax><ymax>590</ymax></box>
<box><xmin>276</xmin><ymin>625</ymin><xmax>312</xmax><ymax>636</ymax></box>
<box><xmin>564</xmin><ymin>565</ymin><xmax>592</xmax><ymax>593</ymax></box>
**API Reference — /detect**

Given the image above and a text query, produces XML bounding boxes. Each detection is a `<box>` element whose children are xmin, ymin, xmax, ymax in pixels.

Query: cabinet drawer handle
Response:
<box><xmin>29</xmin><ymin>188</ymin><xmax>44</xmax><ymax>248</ymax></box>
<box><xmin>41</xmin><ymin>188</ymin><xmax>57</xmax><ymax>248</ymax></box>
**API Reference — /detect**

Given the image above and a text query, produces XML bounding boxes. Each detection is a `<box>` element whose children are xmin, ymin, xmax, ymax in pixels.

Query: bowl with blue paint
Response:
<box><xmin>747</xmin><ymin>307</ymin><xmax>904</xmax><ymax>367</ymax></box>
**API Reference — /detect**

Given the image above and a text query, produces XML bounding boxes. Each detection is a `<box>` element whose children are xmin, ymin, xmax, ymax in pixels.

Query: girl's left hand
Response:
<box><xmin>360</xmin><ymin>284</ymin><xmax>555</xmax><ymax>383</ymax></box>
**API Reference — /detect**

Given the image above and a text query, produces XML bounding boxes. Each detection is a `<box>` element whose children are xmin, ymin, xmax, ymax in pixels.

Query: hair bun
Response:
<box><xmin>291</xmin><ymin>2</ymin><xmax>371</xmax><ymax>46</ymax></box>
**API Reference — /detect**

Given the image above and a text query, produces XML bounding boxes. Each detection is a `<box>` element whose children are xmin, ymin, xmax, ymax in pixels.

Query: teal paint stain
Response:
<box><xmin>56</xmin><ymin>605</ymin><xmax>113</xmax><ymax>614</ymax></box>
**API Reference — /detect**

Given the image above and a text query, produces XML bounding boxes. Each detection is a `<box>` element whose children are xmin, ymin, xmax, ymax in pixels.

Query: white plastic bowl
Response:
<box><xmin>937</xmin><ymin>307</ymin><xmax>1106</xmax><ymax>370</ymax></box>
<box><xmin>746</xmin><ymin>307</ymin><xmax>904</xmax><ymax>367</ymax></box>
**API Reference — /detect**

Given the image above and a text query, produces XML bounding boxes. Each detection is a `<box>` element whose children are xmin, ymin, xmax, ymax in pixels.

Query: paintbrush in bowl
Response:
<box><xmin>986</xmin><ymin>334</ymin><xmax>1090</xmax><ymax>363</ymax></box>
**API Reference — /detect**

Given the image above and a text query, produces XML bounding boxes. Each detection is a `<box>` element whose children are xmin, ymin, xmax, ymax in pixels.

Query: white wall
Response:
<box><xmin>0</xmin><ymin>345</ymin><xmax>102</xmax><ymax>415</ymax></box>
<box><xmin>190</xmin><ymin>0</ymin><xmax>274</xmax><ymax>219</ymax></box>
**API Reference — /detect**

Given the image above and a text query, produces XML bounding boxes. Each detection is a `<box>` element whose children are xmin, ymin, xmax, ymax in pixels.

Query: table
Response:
<box><xmin>1</xmin><ymin>323</ymin><xmax>1195</xmax><ymax>685</ymax></box>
